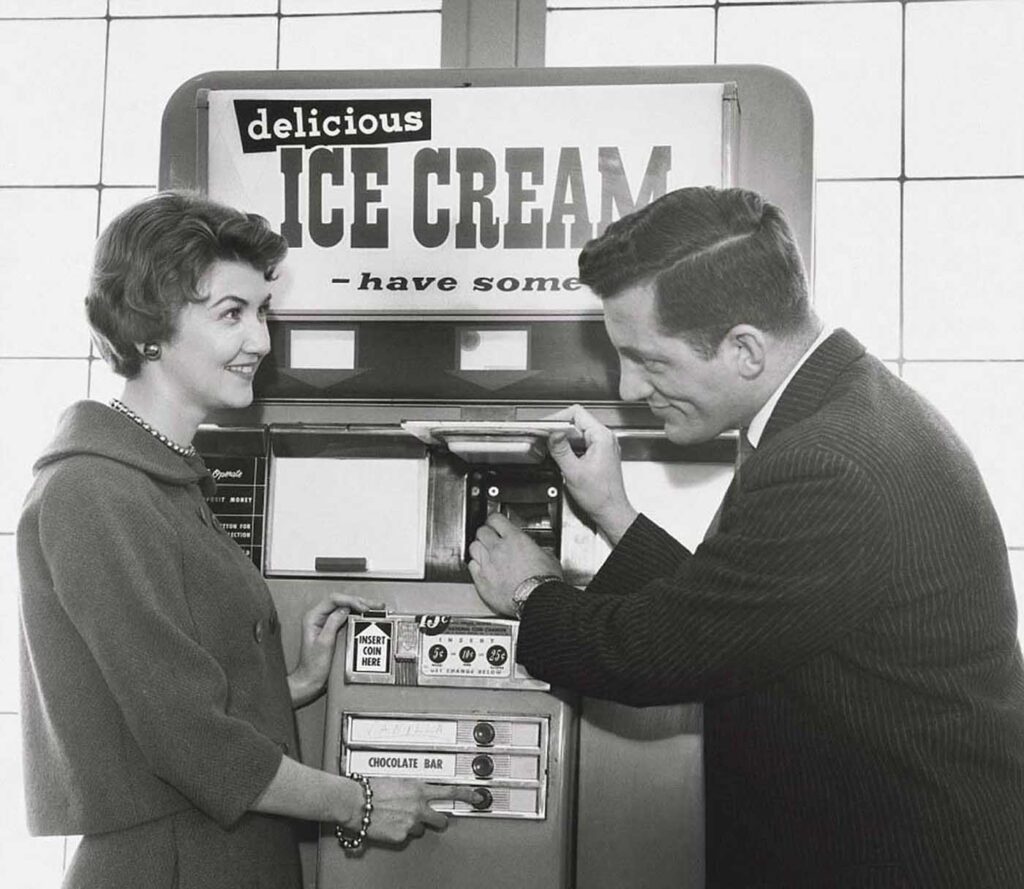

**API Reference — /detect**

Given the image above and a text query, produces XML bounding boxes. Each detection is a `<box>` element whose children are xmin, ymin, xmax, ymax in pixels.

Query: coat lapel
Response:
<box><xmin>760</xmin><ymin>328</ymin><xmax>866</xmax><ymax>447</ymax></box>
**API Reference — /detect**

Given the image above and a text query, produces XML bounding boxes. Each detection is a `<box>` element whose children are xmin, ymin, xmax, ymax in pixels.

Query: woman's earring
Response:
<box><xmin>142</xmin><ymin>342</ymin><xmax>161</xmax><ymax>360</ymax></box>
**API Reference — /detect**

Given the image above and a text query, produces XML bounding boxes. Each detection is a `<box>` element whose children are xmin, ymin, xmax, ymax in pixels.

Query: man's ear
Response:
<box><xmin>724</xmin><ymin>324</ymin><xmax>767</xmax><ymax>380</ymax></box>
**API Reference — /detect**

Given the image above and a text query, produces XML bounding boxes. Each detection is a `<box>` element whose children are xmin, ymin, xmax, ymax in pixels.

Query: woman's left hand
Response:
<box><xmin>289</xmin><ymin>593</ymin><xmax>383</xmax><ymax>707</ymax></box>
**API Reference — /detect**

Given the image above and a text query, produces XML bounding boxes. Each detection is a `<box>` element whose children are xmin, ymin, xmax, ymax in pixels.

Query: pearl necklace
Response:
<box><xmin>109</xmin><ymin>399</ymin><xmax>197</xmax><ymax>458</ymax></box>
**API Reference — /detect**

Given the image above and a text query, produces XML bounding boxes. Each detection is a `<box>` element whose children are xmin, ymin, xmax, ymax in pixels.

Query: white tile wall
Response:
<box><xmin>546</xmin><ymin>7</ymin><xmax>715</xmax><ymax>67</ymax></box>
<box><xmin>283</xmin><ymin>0</ymin><xmax>441</xmax><ymax>12</ymax></box>
<box><xmin>906</xmin><ymin>1</ymin><xmax>1024</xmax><ymax>177</ymax></box>
<box><xmin>110</xmin><ymin>0</ymin><xmax>277</xmax><ymax>14</ymax></box>
<box><xmin>813</xmin><ymin>180</ymin><xmax>901</xmax><ymax>360</ymax></box>
<box><xmin>903</xmin><ymin>362</ymin><xmax>1024</xmax><ymax>548</ymax></box>
<box><xmin>0</xmin><ymin>714</ymin><xmax>68</xmax><ymax>889</ymax></box>
<box><xmin>0</xmin><ymin>537</ymin><xmax>18</xmax><ymax>714</ymax></box>
<box><xmin>0</xmin><ymin>20</ymin><xmax>106</xmax><ymax>185</ymax></box>
<box><xmin>0</xmin><ymin>0</ymin><xmax>104</xmax><ymax>18</ymax></box>
<box><xmin>903</xmin><ymin>179</ymin><xmax>1024</xmax><ymax>360</ymax></box>
<box><xmin>103</xmin><ymin>17</ymin><xmax>279</xmax><ymax>184</ymax></box>
<box><xmin>87</xmin><ymin>358</ymin><xmax>126</xmax><ymax>405</ymax></box>
<box><xmin>98</xmin><ymin>187</ymin><xmax>158</xmax><ymax>230</ymax></box>
<box><xmin>0</xmin><ymin>360</ymin><xmax>90</xmax><ymax>533</ymax></box>
<box><xmin>552</xmin><ymin>0</ymin><xmax>709</xmax><ymax>8</ymax></box>
<box><xmin>0</xmin><ymin>189</ymin><xmax>98</xmax><ymax>358</ymax></box>
<box><xmin>278</xmin><ymin>11</ymin><xmax>442</xmax><ymax>69</ymax></box>
<box><xmin>718</xmin><ymin>2</ymin><xmax>903</xmax><ymax>179</ymax></box>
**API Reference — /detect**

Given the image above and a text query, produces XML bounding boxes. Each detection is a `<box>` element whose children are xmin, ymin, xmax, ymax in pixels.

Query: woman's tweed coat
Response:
<box><xmin>18</xmin><ymin>401</ymin><xmax>301</xmax><ymax>888</ymax></box>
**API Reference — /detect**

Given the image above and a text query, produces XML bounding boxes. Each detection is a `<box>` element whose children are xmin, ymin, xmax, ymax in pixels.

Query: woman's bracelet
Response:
<box><xmin>334</xmin><ymin>772</ymin><xmax>374</xmax><ymax>853</ymax></box>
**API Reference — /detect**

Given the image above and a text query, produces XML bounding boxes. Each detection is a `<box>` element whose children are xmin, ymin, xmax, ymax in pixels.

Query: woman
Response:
<box><xmin>17</xmin><ymin>191</ymin><xmax>476</xmax><ymax>888</ymax></box>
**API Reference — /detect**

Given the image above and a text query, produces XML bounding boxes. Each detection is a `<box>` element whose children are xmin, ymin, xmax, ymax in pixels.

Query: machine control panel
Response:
<box><xmin>342</xmin><ymin>713</ymin><xmax>549</xmax><ymax>818</ymax></box>
<box><xmin>464</xmin><ymin>464</ymin><xmax>563</xmax><ymax>560</ymax></box>
<box><xmin>345</xmin><ymin>611</ymin><xmax>549</xmax><ymax>690</ymax></box>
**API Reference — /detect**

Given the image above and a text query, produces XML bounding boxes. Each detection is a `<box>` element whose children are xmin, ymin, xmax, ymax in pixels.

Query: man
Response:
<box><xmin>468</xmin><ymin>186</ymin><xmax>1024</xmax><ymax>887</ymax></box>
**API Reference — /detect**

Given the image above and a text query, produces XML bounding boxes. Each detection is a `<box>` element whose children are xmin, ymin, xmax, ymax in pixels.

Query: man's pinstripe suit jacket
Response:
<box><xmin>518</xmin><ymin>329</ymin><xmax>1024</xmax><ymax>887</ymax></box>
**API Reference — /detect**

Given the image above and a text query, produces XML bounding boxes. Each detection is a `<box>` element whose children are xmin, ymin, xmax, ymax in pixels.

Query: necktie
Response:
<box><xmin>704</xmin><ymin>427</ymin><xmax>753</xmax><ymax>540</ymax></box>
<box><xmin>736</xmin><ymin>426</ymin><xmax>754</xmax><ymax>481</ymax></box>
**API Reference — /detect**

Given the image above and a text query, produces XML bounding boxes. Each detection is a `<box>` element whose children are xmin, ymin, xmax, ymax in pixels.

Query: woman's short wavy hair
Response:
<box><xmin>578</xmin><ymin>186</ymin><xmax>811</xmax><ymax>358</ymax></box>
<box><xmin>86</xmin><ymin>190</ymin><xmax>288</xmax><ymax>378</ymax></box>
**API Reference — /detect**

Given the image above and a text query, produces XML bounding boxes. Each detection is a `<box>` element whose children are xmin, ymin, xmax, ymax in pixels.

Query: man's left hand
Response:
<box><xmin>467</xmin><ymin>513</ymin><xmax>563</xmax><ymax>616</ymax></box>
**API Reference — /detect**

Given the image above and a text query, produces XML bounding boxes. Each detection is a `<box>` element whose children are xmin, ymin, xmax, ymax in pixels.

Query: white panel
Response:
<box><xmin>0</xmin><ymin>0</ymin><xmax>104</xmax><ymax>14</ymax></box>
<box><xmin>0</xmin><ymin>360</ymin><xmax>89</xmax><ymax>532</ymax></box>
<box><xmin>348</xmin><ymin>718</ymin><xmax>458</xmax><ymax>746</ymax></box>
<box><xmin>0</xmin><ymin>20</ymin><xmax>105</xmax><ymax>184</ymax></box>
<box><xmin>459</xmin><ymin>329</ymin><xmax>529</xmax><ymax>371</ymax></box>
<box><xmin>902</xmin><ymin>362</ymin><xmax>1024</xmax><ymax>548</ymax></box>
<box><xmin>278</xmin><ymin>13</ymin><xmax>442</xmax><ymax>69</ymax></box>
<box><xmin>546</xmin><ymin>8</ymin><xmax>715</xmax><ymax>66</ymax></box>
<box><xmin>110</xmin><ymin>0</ymin><xmax>277</xmax><ymax>13</ymax></box>
<box><xmin>718</xmin><ymin>3</ymin><xmax>902</xmax><ymax>178</ymax></box>
<box><xmin>906</xmin><ymin>1</ymin><xmax>1024</xmax><ymax>177</ymax></box>
<box><xmin>0</xmin><ymin>189</ymin><xmax>97</xmax><ymax>357</ymax></box>
<box><xmin>903</xmin><ymin>179</ymin><xmax>1024</xmax><ymax>360</ymax></box>
<box><xmin>283</xmin><ymin>0</ymin><xmax>440</xmax><ymax>11</ymax></box>
<box><xmin>0</xmin><ymin>537</ymin><xmax>18</xmax><ymax>713</ymax></box>
<box><xmin>509</xmin><ymin>755</ymin><xmax>539</xmax><ymax>780</ymax></box>
<box><xmin>813</xmin><ymin>181</ymin><xmax>901</xmax><ymax>360</ymax></box>
<box><xmin>289</xmin><ymin>329</ymin><xmax>356</xmax><ymax>370</ymax></box>
<box><xmin>621</xmin><ymin>461</ymin><xmax>733</xmax><ymax>551</ymax></box>
<box><xmin>566</xmin><ymin>460</ymin><xmax>733</xmax><ymax>577</ymax></box>
<box><xmin>103</xmin><ymin>17</ymin><xmax>278</xmax><ymax>185</ymax></box>
<box><xmin>0</xmin><ymin>717</ymin><xmax>67</xmax><ymax>889</ymax></box>
<box><xmin>511</xmin><ymin>722</ymin><xmax>541</xmax><ymax>747</ymax></box>
<box><xmin>267</xmin><ymin>457</ymin><xmax>428</xmax><ymax>577</ymax></box>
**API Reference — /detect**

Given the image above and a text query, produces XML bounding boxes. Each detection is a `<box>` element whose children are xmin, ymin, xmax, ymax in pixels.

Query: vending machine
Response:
<box><xmin>163</xmin><ymin>64</ymin><xmax>812</xmax><ymax>889</ymax></box>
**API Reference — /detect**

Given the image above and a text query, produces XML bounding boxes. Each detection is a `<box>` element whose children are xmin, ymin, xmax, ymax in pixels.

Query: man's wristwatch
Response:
<box><xmin>510</xmin><ymin>574</ymin><xmax>561</xmax><ymax>619</ymax></box>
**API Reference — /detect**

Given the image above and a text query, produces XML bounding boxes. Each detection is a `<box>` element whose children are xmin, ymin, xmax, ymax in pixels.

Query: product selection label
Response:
<box><xmin>348</xmin><ymin>749</ymin><xmax>456</xmax><ymax>779</ymax></box>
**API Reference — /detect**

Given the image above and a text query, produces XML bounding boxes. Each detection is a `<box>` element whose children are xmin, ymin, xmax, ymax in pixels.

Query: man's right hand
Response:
<box><xmin>547</xmin><ymin>404</ymin><xmax>639</xmax><ymax>546</ymax></box>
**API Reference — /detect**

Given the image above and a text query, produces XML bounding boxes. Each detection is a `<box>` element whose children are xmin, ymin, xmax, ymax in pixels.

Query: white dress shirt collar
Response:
<box><xmin>746</xmin><ymin>326</ymin><xmax>833</xmax><ymax>448</ymax></box>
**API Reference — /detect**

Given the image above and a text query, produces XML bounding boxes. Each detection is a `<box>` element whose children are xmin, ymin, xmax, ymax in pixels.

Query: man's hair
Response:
<box><xmin>578</xmin><ymin>186</ymin><xmax>811</xmax><ymax>357</ymax></box>
<box><xmin>86</xmin><ymin>190</ymin><xmax>288</xmax><ymax>378</ymax></box>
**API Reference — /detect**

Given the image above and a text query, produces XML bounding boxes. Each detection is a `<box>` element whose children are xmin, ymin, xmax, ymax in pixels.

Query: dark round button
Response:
<box><xmin>486</xmin><ymin>645</ymin><xmax>508</xmax><ymax>667</ymax></box>
<box><xmin>459</xmin><ymin>646</ymin><xmax>477</xmax><ymax>664</ymax></box>
<box><xmin>473</xmin><ymin>722</ymin><xmax>496</xmax><ymax>746</ymax></box>
<box><xmin>471</xmin><ymin>787</ymin><xmax>493</xmax><ymax>811</ymax></box>
<box><xmin>471</xmin><ymin>754</ymin><xmax>494</xmax><ymax>778</ymax></box>
<box><xmin>428</xmin><ymin>644</ymin><xmax>448</xmax><ymax>664</ymax></box>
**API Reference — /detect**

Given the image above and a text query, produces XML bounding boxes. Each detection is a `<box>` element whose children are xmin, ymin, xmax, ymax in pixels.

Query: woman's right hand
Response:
<box><xmin>345</xmin><ymin>777</ymin><xmax>481</xmax><ymax>843</ymax></box>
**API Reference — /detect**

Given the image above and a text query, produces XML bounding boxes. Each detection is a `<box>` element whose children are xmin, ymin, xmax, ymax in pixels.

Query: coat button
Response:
<box><xmin>279</xmin><ymin>741</ymin><xmax>290</xmax><ymax>755</ymax></box>
<box><xmin>252</xmin><ymin>619</ymin><xmax>265</xmax><ymax>643</ymax></box>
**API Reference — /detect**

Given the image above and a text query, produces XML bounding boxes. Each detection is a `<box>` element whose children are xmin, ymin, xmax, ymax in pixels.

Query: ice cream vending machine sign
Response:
<box><xmin>205</xmin><ymin>82</ymin><xmax>735</xmax><ymax>313</ymax></box>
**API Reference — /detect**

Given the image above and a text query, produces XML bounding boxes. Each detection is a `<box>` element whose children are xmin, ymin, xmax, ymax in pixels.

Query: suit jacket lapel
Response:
<box><xmin>704</xmin><ymin>330</ymin><xmax>866</xmax><ymax>540</ymax></box>
<box><xmin>760</xmin><ymin>328</ymin><xmax>867</xmax><ymax>447</ymax></box>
